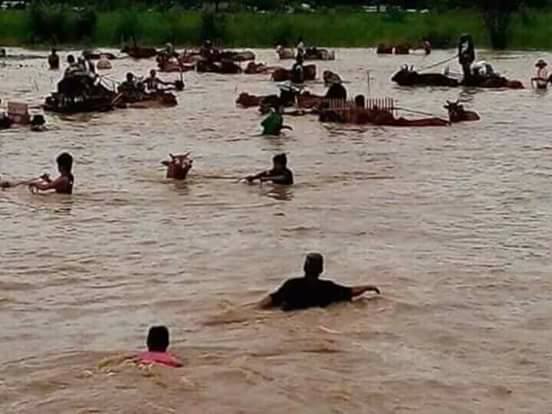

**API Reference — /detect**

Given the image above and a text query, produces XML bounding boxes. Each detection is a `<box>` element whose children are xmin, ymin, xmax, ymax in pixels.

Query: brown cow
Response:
<box><xmin>444</xmin><ymin>100</ymin><xmax>480</xmax><ymax>123</ymax></box>
<box><xmin>162</xmin><ymin>153</ymin><xmax>193</xmax><ymax>180</ymax></box>
<box><xmin>244</xmin><ymin>62</ymin><xmax>274</xmax><ymax>74</ymax></box>
<box><xmin>121</xmin><ymin>46</ymin><xmax>158</xmax><ymax>59</ymax></box>
<box><xmin>376</xmin><ymin>44</ymin><xmax>393</xmax><ymax>54</ymax></box>
<box><xmin>394</xmin><ymin>44</ymin><xmax>411</xmax><ymax>55</ymax></box>
<box><xmin>272</xmin><ymin>64</ymin><xmax>316</xmax><ymax>82</ymax></box>
<box><xmin>236</xmin><ymin>93</ymin><xmax>266</xmax><ymax>108</ymax></box>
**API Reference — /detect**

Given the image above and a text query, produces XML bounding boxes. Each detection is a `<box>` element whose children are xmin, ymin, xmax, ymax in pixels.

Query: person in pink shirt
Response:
<box><xmin>137</xmin><ymin>326</ymin><xmax>182</xmax><ymax>368</ymax></box>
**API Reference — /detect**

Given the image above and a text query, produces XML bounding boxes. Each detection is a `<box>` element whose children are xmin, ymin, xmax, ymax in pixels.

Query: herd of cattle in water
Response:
<box><xmin>0</xmin><ymin>35</ymin><xmax>549</xmax><ymax>134</ymax></box>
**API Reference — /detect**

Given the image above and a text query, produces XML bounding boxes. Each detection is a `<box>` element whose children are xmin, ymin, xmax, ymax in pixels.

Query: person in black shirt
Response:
<box><xmin>458</xmin><ymin>33</ymin><xmax>475</xmax><ymax>83</ymax></box>
<box><xmin>48</xmin><ymin>48</ymin><xmax>60</xmax><ymax>70</ymax></box>
<box><xmin>259</xmin><ymin>253</ymin><xmax>381</xmax><ymax>311</ymax></box>
<box><xmin>291</xmin><ymin>55</ymin><xmax>305</xmax><ymax>85</ymax></box>
<box><xmin>246</xmin><ymin>153</ymin><xmax>294</xmax><ymax>186</ymax></box>
<box><xmin>325</xmin><ymin>80</ymin><xmax>347</xmax><ymax>101</ymax></box>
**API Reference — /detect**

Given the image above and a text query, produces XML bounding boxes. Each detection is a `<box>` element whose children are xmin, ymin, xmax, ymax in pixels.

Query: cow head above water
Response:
<box><xmin>162</xmin><ymin>153</ymin><xmax>193</xmax><ymax>180</ymax></box>
<box><xmin>391</xmin><ymin>65</ymin><xmax>416</xmax><ymax>83</ymax></box>
<box><xmin>444</xmin><ymin>100</ymin><xmax>480</xmax><ymax>123</ymax></box>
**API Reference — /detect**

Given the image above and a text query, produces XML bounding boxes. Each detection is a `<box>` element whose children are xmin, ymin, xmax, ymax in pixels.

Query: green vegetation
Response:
<box><xmin>1</xmin><ymin>6</ymin><xmax>552</xmax><ymax>49</ymax></box>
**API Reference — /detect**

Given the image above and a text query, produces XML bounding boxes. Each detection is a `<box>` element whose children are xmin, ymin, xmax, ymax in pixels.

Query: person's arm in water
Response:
<box><xmin>29</xmin><ymin>175</ymin><xmax>68</xmax><ymax>192</ymax></box>
<box><xmin>325</xmin><ymin>281</ymin><xmax>380</xmax><ymax>305</ymax></box>
<box><xmin>259</xmin><ymin>172</ymin><xmax>288</xmax><ymax>183</ymax></box>
<box><xmin>350</xmin><ymin>285</ymin><xmax>381</xmax><ymax>298</ymax></box>
<box><xmin>246</xmin><ymin>170</ymin><xmax>269</xmax><ymax>183</ymax></box>
<box><xmin>2</xmin><ymin>174</ymin><xmax>49</xmax><ymax>189</ymax></box>
<box><xmin>258</xmin><ymin>295</ymin><xmax>275</xmax><ymax>309</ymax></box>
<box><xmin>258</xmin><ymin>280</ymin><xmax>290</xmax><ymax>309</ymax></box>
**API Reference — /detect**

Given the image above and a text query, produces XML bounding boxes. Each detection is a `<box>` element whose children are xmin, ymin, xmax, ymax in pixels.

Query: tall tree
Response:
<box><xmin>478</xmin><ymin>0</ymin><xmax>522</xmax><ymax>49</ymax></box>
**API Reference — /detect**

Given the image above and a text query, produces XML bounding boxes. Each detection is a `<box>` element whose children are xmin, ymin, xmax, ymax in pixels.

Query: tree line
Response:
<box><xmin>26</xmin><ymin>0</ymin><xmax>552</xmax><ymax>9</ymax></box>
<box><xmin>23</xmin><ymin>0</ymin><xmax>549</xmax><ymax>49</ymax></box>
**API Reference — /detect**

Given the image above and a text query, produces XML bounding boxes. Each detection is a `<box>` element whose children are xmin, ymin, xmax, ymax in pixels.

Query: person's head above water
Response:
<box><xmin>304</xmin><ymin>253</ymin><xmax>324</xmax><ymax>279</ymax></box>
<box><xmin>126</xmin><ymin>72</ymin><xmax>134</xmax><ymax>82</ymax></box>
<box><xmin>146</xmin><ymin>326</ymin><xmax>170</xmax><ymax>352</ymax></box>
<box><xmin>67</xmin><ymin>55</ymin><xmax>75</xmax><ymax>64</ymax></box>
<box><xmin>273</xmin><ymin>153</ymin><xmax>287</xmax><ymax>171</ymax></box>
<box><xmin>354</xmin><ymin>95</ymin><xmax>366</xmax><ymax>109</ymax></box>
<box><xmin>150</xmin><ymin>69</ymin><xmax>157</xmax><ymax>77</ymax></box>
<box><xmin>459</xmin><ymin>33</ymin><xmax>473</xmax><ymax>44</ymax></box>
<box><xmin>57</xmin><ymin>152</ymin><xmax>73</xmax><ymax>174</ymax></box>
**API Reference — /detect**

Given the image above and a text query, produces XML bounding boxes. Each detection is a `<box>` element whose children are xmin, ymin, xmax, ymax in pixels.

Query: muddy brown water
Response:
<box><xmin>1</xmin><ymin>48</ymin><xmax>552</xmax><ymax>413</ymax></box>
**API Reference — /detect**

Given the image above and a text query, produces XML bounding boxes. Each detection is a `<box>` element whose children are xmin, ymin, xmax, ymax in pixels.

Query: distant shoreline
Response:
<box><xmin>1</xmin><ymin>9</ymin><xmax>551</xmax><ymax>50</ymax></box>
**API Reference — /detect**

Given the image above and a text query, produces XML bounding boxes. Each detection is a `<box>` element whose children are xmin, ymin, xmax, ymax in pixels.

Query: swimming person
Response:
<box><xmin>296</xmin><ymin>37</ymin><xmax>305</xmax><ymax>60</ymax></box>
<box><xmin>261</xmin><ymin>106</ymin><xmax>291</xmax><ymax>135</ymax></box>
<box><xmin>145</xmin><ymin>69</ymin><xmax>169</xmax><ymax>93</ymax></box>
<box><xmin>85</xmin><ymin>55</ymin><xmax>96</xmax><ymax>75</ymax></box>
<box><xmin>533</xmin><ymin>59</ymin><xmax>549</xmax><ymax>89</ymax></box>
<box><xmin>118</xmin><ymin>72</ymin><xmax>142</xmax><ymax>100</ymax></box>
<box><xmin>64</xmin><ymin>55</ymin><xmax>80</xmax><ymax>78</ymax></box>
<box><xmin>48</xmin><ymin>48</ymin><xmax>60</xmax><ymax>70</ymax></box>
<box><xmin>137</xmin><ymin>326</ymin><xmax>182</xmax><ymax>368</ymax></box>
<box><xmin>458</xmin><ymin>33</ymin><xmax>475</xmax><ymax>83</ymax></box>
<box><xmin>325</xmin><ymin>78</ymin><xmax>347</xmax><ymax>101</ymax></box>
<box><xmin>28</xmin><ymin>152</ymin><xmax>74</xmax><ymax>194</ymax></box>
<box><xmin>246</xmin><ymin>153</ymin><xmax>294</xmax><ymax>185</ymax></box>
<box><xmin>259</xmin><ymin>253</ymin><xmax>381</xmax><ymax>311</ymax></box>
<box><xmin>119</xmin><ymin>72</ymin><xmax>137</xmax><ymax>92</ymax></box>
<box><xmin>291</xmin><ymin>54</ymin><xmax>305</xmax><ymax>84</ymax></box>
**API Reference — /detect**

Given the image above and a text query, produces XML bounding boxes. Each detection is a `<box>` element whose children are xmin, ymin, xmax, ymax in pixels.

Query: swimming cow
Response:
<box><xmin>444</xmin><ymin>100</ymin><xmax>480</xmax><ymax>123</ymax></box>
<box><xmin>162</xmin><ymin>153</ymin><xmax>193</xmax><ymax>180</ymax></box>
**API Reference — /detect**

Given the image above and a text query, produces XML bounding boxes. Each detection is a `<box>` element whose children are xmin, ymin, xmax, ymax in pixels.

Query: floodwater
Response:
<box><xmin>1</xmin><ymin>48</ymin><xmax>552</xmax><ymax>413</ymax></box>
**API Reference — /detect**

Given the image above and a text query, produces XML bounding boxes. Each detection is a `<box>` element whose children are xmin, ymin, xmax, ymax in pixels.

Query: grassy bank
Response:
<box><xmin>1</xmin><ymin>8</ymin><xmax>552</xmax><ymax>49</ymax></box>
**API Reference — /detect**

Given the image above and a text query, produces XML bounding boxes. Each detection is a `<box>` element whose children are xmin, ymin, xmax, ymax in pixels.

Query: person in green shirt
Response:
<box><xmin>261</xmin><ymin>106</ymin><xmax>292</xmax><ymax>136</ymax></box>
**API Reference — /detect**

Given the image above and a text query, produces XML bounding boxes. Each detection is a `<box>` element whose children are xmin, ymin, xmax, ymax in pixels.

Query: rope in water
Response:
<box><xmin>418</xmin><ymin>54</ymin><xmax>458</xmax><ymax>73</ymax></box>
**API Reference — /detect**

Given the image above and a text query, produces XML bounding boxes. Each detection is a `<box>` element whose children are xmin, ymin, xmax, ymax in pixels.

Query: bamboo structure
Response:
<box><xmin>324</xmin><ymin>97</ymin><xmax>395</xmax><ymax>115</ymax></box>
